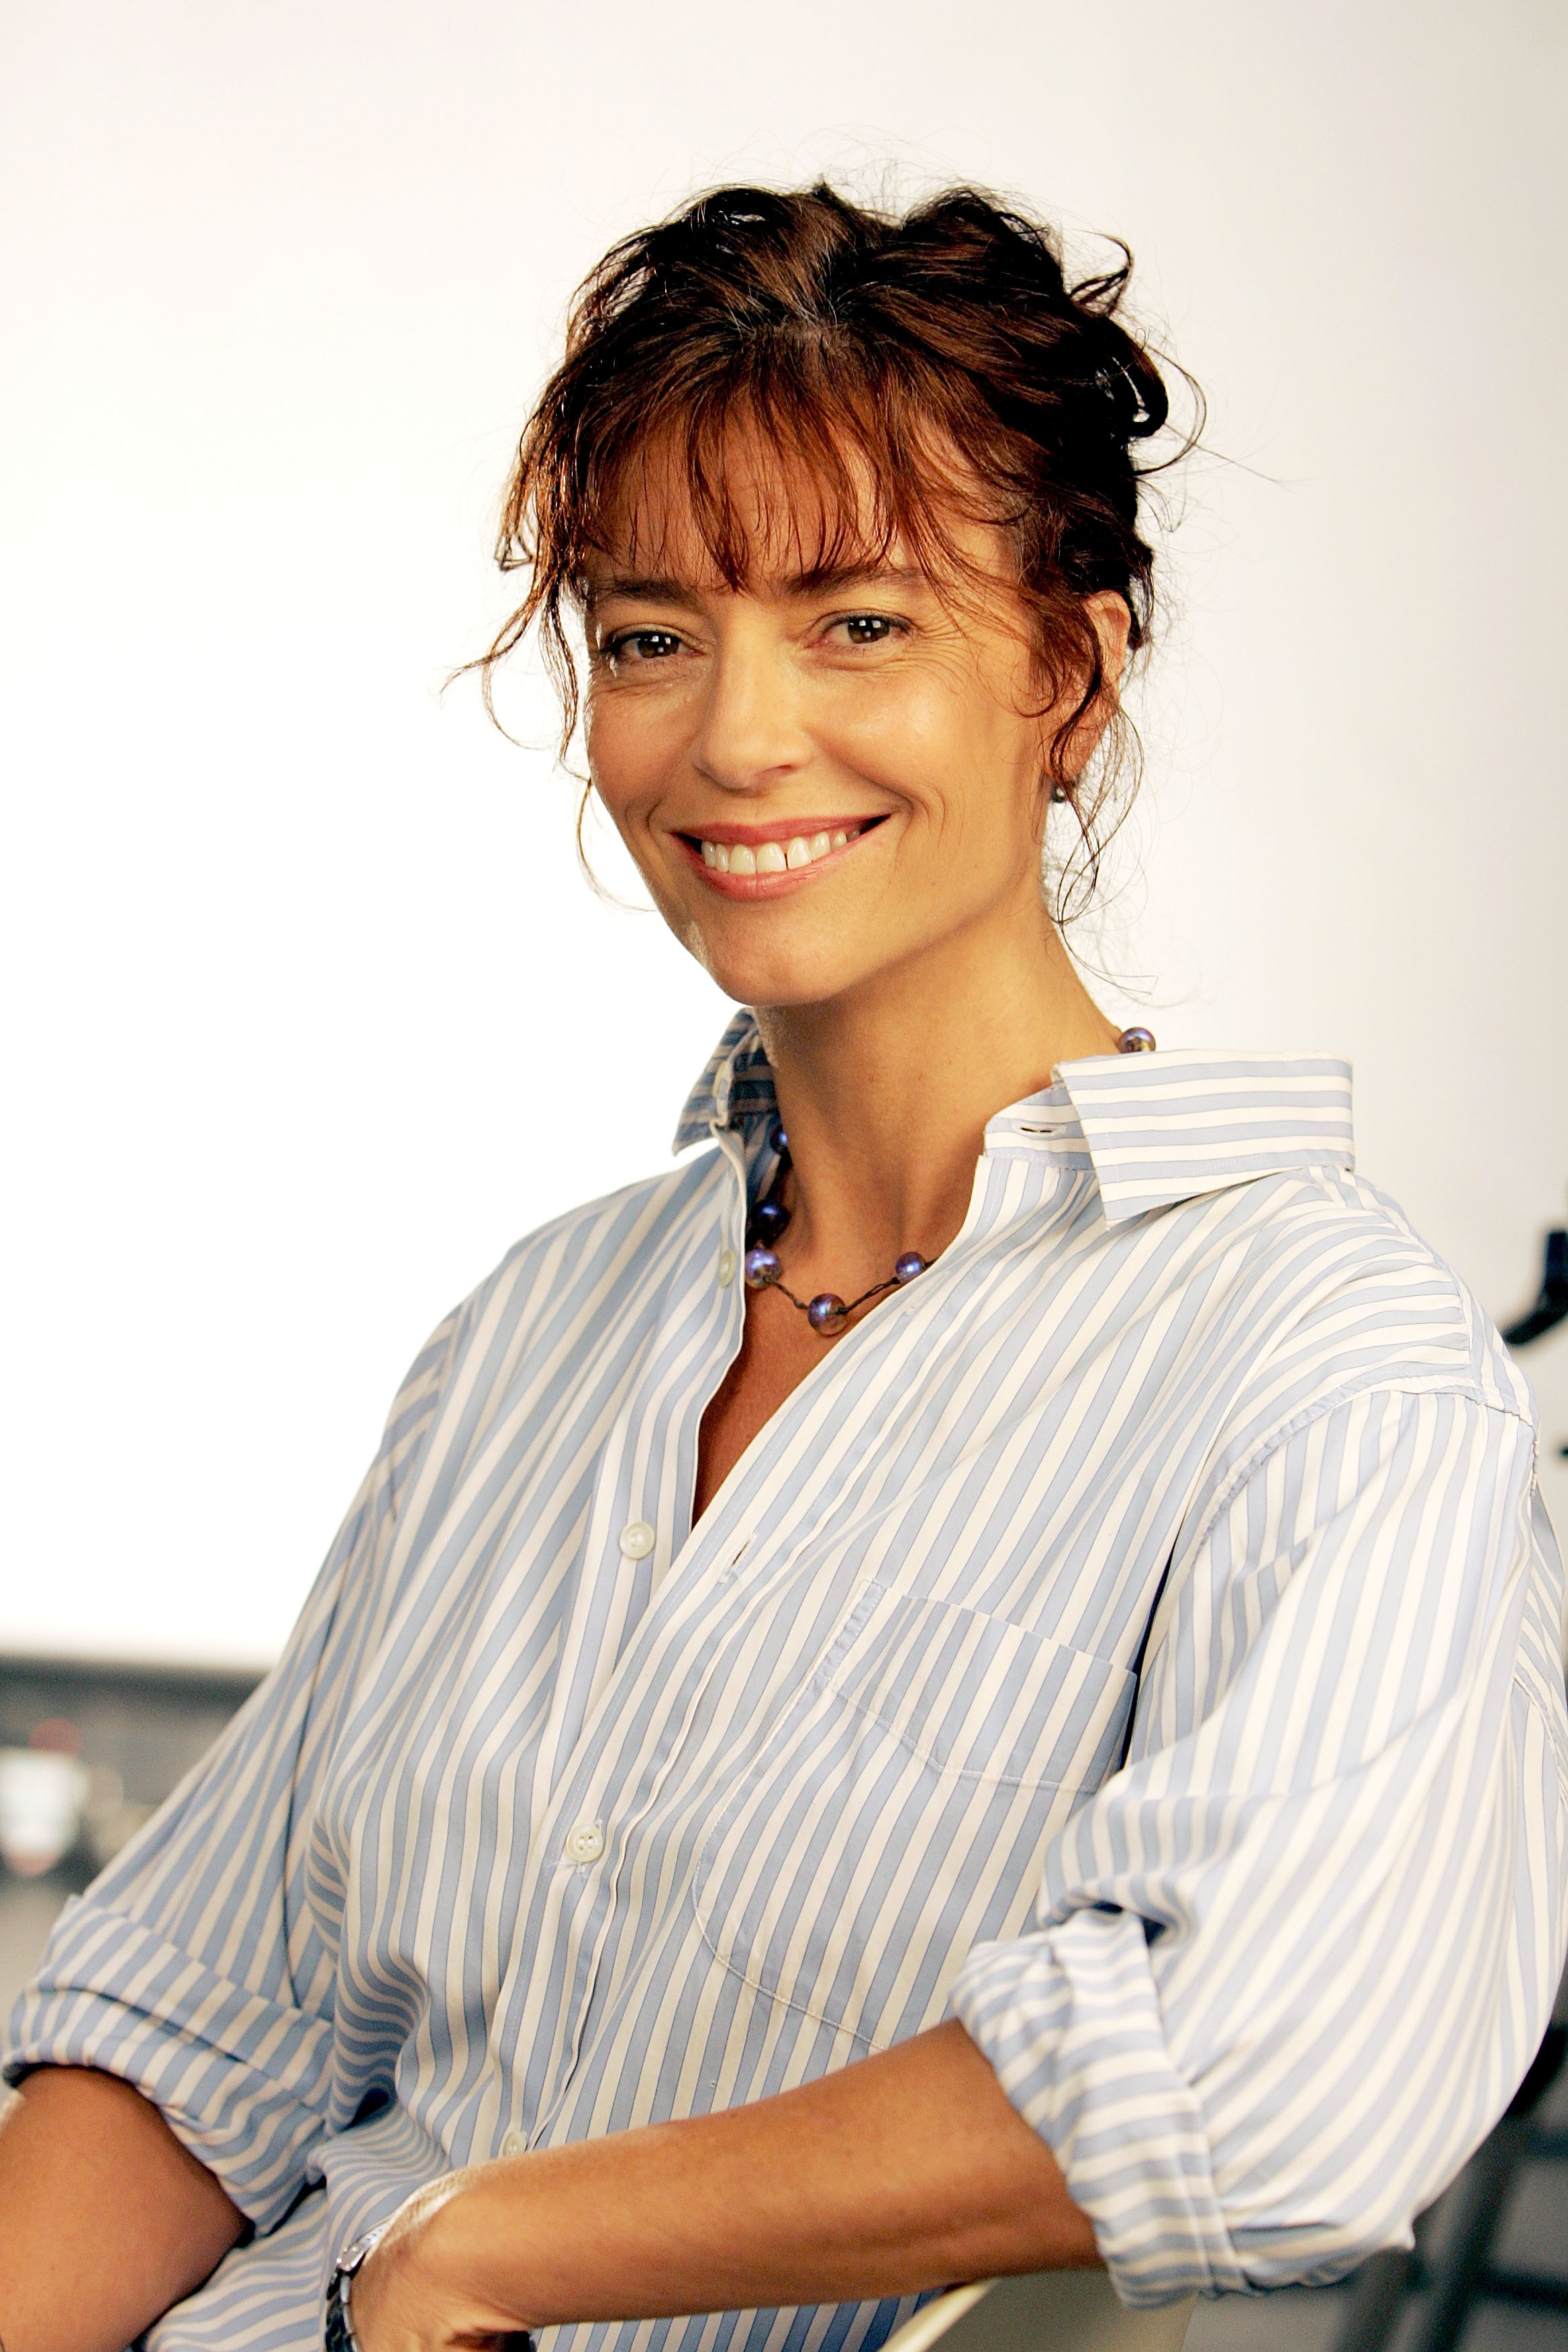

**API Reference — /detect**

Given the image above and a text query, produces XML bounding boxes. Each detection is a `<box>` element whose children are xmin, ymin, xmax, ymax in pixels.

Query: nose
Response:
<box><xmin>691</xmin><ymin>623</ymin><xmax>811</xmax><ymax>794</ymax></box>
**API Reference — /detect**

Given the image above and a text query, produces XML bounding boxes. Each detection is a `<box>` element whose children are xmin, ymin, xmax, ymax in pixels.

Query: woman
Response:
<box><xmin>2</xmin><ymin>183</ymin><xmax>1563</xmax><ymax>2352</ymax></box>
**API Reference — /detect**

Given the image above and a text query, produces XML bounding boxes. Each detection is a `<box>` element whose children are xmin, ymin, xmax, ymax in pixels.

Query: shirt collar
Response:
<box><xmin>673</xmin><ymin>1010</ymin><xmax>778</xmax><ymax>1150</ymax></box>
<box><xmin>675</xmin><ymin>1013</ymin><xmax>1353</xmax><ymax>1227</ymax></box>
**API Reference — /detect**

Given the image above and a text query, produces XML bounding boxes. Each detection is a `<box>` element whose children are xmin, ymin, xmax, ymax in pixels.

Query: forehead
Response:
<box><xmin>581</xmin><ymin>415</ymin><xmax>1008</xmax><ymax>601</ymax></box>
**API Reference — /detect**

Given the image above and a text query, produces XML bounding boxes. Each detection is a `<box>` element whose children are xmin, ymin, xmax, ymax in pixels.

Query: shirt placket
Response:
<box><xmin>525</xmin><ymin>1124</ymin><xmax>750</xmax><ymax>1824</ymax></box>
<box><xmin>495</xmin><ymin>1120</ymin><xmax>752</xmax><ymax>2150</ymax></box>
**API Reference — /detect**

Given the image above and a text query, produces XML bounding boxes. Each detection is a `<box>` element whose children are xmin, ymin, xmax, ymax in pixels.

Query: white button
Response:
<box><xmin>501</xmin><ymin>2129</ymin><xmax>526</xmax><ymax>2158</ymax></box>
<box><xmin>619</xmin><ymin>1520</ymin><xmax>655</xmax><ymax>1559</ymax></box>
<box><xmin>718</xmin><ymin>1247</ymin><xmax>737</xmax><ymax>1287</ymax></box>
<box><xmin>565</xmin><ymin>1818</ymin><xmax>605</xmax><ymax>1865</ymax></box>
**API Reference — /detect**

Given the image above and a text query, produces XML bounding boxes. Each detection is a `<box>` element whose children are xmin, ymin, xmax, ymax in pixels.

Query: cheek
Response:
<box><xmin>835</xmin><ymin>648</ymin><xmax>1024</xmax><ymax>768</ymax></box>
<box><xmin>831</xmin><ymin>679</ymin><xmax>1036</xmax><ymax>852</ymax></box>
<box><xmin>586</xmin><ymin>673</ymin><xmax>701</xmax><ymax>782</ymax></box>
<box><xmin>584</xmin><ymin>693</ymin><xmax>661</xmax><ymax>829</ymax></box>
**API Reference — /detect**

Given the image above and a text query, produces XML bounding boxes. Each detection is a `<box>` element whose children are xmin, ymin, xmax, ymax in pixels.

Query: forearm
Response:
<box><xmin>358</xmin><ymin>2020</ymin><xmax>1097</xmax><ymax>2346</ymax></box>
<box><xmin>0</xmin><ymin>2066</ymin><xmax>247</xmax><ymax>2352</ymax></box>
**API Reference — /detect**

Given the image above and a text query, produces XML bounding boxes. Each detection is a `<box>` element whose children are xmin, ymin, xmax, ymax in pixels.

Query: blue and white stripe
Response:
<box><xmin>7</xmin><ymin>1020</ymin><xmax>1565</xmax><ymax>2345</ymax></box>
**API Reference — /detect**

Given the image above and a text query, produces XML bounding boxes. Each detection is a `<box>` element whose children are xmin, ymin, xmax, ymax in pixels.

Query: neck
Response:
<box><xmin>751</xmin><ymin>902</ymin><xmax>1118</xmax><ymax>1282</ymax></box>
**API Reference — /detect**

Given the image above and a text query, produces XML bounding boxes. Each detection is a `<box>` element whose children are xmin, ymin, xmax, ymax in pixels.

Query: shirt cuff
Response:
<box><xmin>2</xmin><ymin>1894</ymin><xmax>333</xmax><ymax>2232</ymax></box>
<box><xmin>949</xmin><ymin>1906</ymin><xmax>1249</xmax><ymax>2306</ymax></box>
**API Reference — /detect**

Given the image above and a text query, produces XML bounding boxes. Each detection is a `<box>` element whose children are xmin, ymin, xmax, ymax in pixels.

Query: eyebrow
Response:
<box><xmin>583</xmin><ymin>562</ymin><xmax>928</xmax><ymax>611</ymax></box>
<box><xmin>583</xmin><ymin>575</ymin><xmax>703</xmax><ymax>612</ymax></box>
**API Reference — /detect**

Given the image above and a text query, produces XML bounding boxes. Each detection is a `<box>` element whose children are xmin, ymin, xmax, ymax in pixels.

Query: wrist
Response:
<box><xmin>336</xmin><ymin>2169</ymin><xmax>538</xmax><ymax>2350</ymax></box>
<box><xmin>419</xmin><ymin>2160</ymin><xmax>550</xmax><ymax>2322</ymax></box>
<box><xmin>364</xmin><ymin>2164</ymin><xmax>546</xmax><ymax>2335</ymax></box>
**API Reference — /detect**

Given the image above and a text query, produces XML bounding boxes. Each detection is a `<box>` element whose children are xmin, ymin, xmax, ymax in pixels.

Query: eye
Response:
<box><xmin>828</xmin><ymin>614</ymin><xmax>903</xmax><ymax>648</ymax></box>
<box><xmin>601</xmin><ymin>628</ymin><xmax>685</xmax><ymax>667</ymax></box>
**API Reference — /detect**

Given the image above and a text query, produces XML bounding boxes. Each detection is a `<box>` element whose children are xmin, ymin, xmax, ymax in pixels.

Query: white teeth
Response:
<box><xmin>697</xmin><ymin>824</ymin><xmax>869</xmax><ymax>875</ymax></box>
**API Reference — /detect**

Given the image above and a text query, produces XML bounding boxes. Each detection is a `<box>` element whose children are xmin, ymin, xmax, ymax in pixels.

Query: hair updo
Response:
<box><xmin>479</xmin><ymin>181</ymin><xmax>1195</xmax><ymax>915</ymax></box>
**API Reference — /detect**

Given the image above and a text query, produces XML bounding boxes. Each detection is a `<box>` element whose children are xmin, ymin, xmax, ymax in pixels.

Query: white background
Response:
<box><xmin>3</xmin><ymin>1</ymin><xmax>1565</xmax><ymax>1664</ymax></box>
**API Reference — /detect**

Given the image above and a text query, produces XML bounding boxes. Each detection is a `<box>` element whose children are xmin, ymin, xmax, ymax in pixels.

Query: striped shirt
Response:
<box><xmin>7</xmin><ymin>1024</ymin><xmax>1566</xmax><ymax>2349</ymax></box>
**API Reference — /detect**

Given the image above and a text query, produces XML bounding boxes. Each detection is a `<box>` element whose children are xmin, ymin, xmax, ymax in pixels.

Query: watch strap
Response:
<box><xmin>324</xmin><ymin>2224</ymin><xmax>389</xmax><ymax>2352</ymax></box>
<box><xmin>323</xmin><ymin>2212</ymin><xmax>538</xmax><ymax>2352</ymax></box>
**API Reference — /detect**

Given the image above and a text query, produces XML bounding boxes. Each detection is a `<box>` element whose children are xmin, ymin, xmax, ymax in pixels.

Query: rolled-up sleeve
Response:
<box><xmin>950</xmin><ymin>1385</ymin><xmax>1568</xmax><ymax>2304</ymax></box>
<box><xmin>2</xmin><ymin>1309</ymin><xmax>458</xmax><ymax>2232</ymax></box>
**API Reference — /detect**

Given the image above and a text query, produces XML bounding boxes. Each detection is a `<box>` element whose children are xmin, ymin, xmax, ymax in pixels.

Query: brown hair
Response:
<box><xmin>478</xmin><ymin>181</ymin><xmax>1194</xmax><ymax>914</ymax></box>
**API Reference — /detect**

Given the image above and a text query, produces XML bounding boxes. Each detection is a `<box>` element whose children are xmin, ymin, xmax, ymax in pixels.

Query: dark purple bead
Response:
<box><xmin>806</xmin><ymin>1292</ymin><xmax>848</xmax><ymax>1335</ymax></box>
<box><xmin>1116</xmin><ymin>1025</ymin><xmax>1157</xmax><ymax>1053</ymax></box>
<box><xmin>744</xmin><ymin>1245</ymin><xmax>783</xmax><ymax>1289</ymax></box>
<box><xmin>768</xmin><ymin>1122</ymin><xmax>789</xmax><ymax>1157</ymax></box>
<box><xmin>753</xmin><ymin>1196</ymin><xmax>791</xmax><ymax>1241</ymax></box>
<box><xmin>893</xmin><ymin>1253</ymin><xmax>926</xmax><ymax>1283</ymax></box>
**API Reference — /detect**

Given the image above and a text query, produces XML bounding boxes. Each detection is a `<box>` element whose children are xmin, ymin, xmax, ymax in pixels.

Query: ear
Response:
<box><xmin>1085</xmin><ymin>589</ymin><xmax>1132</xmax><ymax>695</ymax></box>
<box><xmin>1047</xmin><ymin>591</ymin><xmax>1132</xmax><ymax>793</ymax></box>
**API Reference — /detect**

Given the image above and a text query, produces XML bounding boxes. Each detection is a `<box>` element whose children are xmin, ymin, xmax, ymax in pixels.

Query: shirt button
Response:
<box><xmin>718</xmin><ymin>1247</ymin><xmax>738</xmax><ymax>1287</ymax></box>
<box><xmin>501</xmin><ymin>2129</ymin><xmax>526</xmax><ymax>2158</ymax></box>
<box><xmin>619</xmin><ymin>1520</ymin><xmax>655</xmax><ymax>1559</ymax></box>
<box><xmin>565</xmin><ymin>1819</ymin><xmax>605</xmax><ymax>1865</ymax></box>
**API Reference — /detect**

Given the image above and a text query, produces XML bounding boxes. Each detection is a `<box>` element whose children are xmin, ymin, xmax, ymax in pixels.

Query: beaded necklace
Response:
<box><xmin>743</xmin><ymin>1025</ymin><xmax>1157</xmax><ymax>1336</ymax></box>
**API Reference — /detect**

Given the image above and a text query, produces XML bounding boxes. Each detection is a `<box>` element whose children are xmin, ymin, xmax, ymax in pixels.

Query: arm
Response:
<box><xmin>0</xmin><ymin>2067</ymin><xmax>246</xmax><ymax>2352</ymax></box>
<box><xmin>952</xmin><ymin>1387</ymin><xmax>1568</xmax><ymax>2303</ymax></box>
<box><xmin>352</xmin><ymin>2018</ymin><xmax>1097</xmax><ymax>2351</ymax></box>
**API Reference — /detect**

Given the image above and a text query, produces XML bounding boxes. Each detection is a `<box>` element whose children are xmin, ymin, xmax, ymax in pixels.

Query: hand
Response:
<box><xmin>348</xmin><ymin>2176</ymin><xmax>534</xmax><ymax>2352</ymax></box>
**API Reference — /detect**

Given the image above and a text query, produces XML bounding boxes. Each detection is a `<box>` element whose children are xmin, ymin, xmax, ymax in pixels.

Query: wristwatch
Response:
<box><xmin>324</xmin><ymin>2206</ymin><xmax>538</xmax><ymax>2352</ymax></box>
<box><xmin>324</xmin><ymin>2224</ymin><xmax>388</xmax><ymax>2352</ymax></box>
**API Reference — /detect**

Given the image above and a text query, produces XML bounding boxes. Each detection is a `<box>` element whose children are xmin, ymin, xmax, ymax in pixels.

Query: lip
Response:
<box><xmin>671</xmin><ymin>814</ymin><xmax>889</xmax><ymax>899</ymax></box>
<box><xmin>676</xmin><ymin>816</ymin><xmax>887</xmax><ymax>847</ymax></box>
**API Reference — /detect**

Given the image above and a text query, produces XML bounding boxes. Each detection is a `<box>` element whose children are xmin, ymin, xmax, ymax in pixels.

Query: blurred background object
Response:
<box><xmin>0</xmin><ymin>1657</ymin><xmax>260</xmax><ymax>2017</ymax></box>
<box><xmin>0</xmin><ymin>1724</ymin><xmax>91</xmax><ymax>1879</ymax></box>
<box><xmin>1504</xmin><ymin>1232</ymin><xmax>1568</xmax><ymax>1355</ymax></box>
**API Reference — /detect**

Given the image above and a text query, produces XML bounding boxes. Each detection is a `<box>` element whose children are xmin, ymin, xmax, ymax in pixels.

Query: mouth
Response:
<box><xmin>674</xmin><ymin>816</ymin><xmax>888</xmax><ymax>895</ymax></box>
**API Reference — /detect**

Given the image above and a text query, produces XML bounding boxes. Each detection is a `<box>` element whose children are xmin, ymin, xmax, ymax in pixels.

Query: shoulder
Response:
<box><xmin>1210</xmin><ymin>1161</ymin><xmax>1532</xmax><ymax>1420</ymax></box>
<box><xmin>462</xmin><ymin>1146</ymin><xmax>726</xmax><ymax>1328</ymax></box>
<box><xmin>1057</xmin><ymin>1046</ymin><xmax>1510</xmax><ymax>1405</ymax></box>
<box><xmin>1059</xmin><ymin>1045</ymin><xmax>1523</xmax><ymax>1418</ymax></box>
<box><xmin>397</xmin><ymin>1145</ymin><xmax>728</xmax><ymax>1449</ymax></box>
<box><xmin>1144</xmin><ymin>1169</ymin><xmax>1551</xmax><ymax>1640</ymax></box>
<box><xmin>1146</xmin><ymin>1165</ymin><xmax>1539</xmax><ymax>1563</ymax></box>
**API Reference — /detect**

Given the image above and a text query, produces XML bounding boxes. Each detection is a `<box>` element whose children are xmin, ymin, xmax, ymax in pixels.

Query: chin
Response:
<box><xmin>687</xmin><ymin>930</ymin><xmax>869</xmax><ymax>1013</ymax></box>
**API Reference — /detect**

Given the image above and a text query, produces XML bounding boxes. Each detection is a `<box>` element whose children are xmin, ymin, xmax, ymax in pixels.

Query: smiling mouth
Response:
<box><xmin>677</xmin><ymin>817</ymin><xmax>887</xmax><ymax>880</ymax></box>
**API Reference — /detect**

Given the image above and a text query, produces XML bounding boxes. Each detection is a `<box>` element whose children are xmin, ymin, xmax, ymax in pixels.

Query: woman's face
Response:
<box><xmin>582</xmin><ymin>440</ymin><xmax>1125</xmax><ymax>1012</ymax></box>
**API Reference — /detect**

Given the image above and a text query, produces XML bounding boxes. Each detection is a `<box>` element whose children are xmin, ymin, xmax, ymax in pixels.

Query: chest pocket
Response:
<box><xmin>690</xmin><ymin>1579</ymin><xmax>1134</xmax><ymax>2052</ymax></box>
